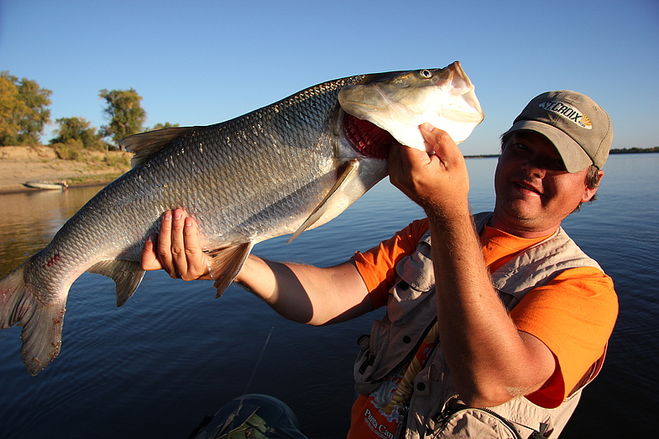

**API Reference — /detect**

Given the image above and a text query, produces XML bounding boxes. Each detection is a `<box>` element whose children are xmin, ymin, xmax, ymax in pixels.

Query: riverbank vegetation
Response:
<box><xmin>610</xmin><ymin>146</ymin><xmax>659</xmax><ymax>154</ymax></box>
<box><xmin>464</xmin><ymin>147</ymin><xmax>659</xmax><ymax>159</ymax></box>
<box><xmin>1</xmin><ymin>71</ymin><xmax>177</xmax><ymax>155</ymax></box>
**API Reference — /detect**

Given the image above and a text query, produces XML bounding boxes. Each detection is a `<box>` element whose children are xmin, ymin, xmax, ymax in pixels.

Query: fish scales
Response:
<box><xmin>43</xmin><ymin>76</ymin><xmax>352</xmax><ymax>265</ymax></box>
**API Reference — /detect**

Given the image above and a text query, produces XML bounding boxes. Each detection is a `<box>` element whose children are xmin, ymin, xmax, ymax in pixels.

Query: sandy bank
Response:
<box><xmin>0</xmin><ymin>146</ymin><xmax>131</xmax><ymax>194</ymax></box>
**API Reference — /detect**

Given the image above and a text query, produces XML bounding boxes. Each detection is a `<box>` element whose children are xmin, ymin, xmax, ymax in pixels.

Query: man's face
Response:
<box><xmin>492</xmin><ymin>131</ymin><xmax>600</xmax><ymax>237</ymax></box>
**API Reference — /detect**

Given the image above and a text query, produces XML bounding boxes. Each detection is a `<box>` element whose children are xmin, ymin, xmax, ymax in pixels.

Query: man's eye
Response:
<box><xmin>550</xmin><ymin>159</ymin><xmax>566</xmax><ymax>171</ymax></box>
<box><xmin>514</xmin><ymin>143</ymin><xmax>529</xmax><ymax>152</ymax></box>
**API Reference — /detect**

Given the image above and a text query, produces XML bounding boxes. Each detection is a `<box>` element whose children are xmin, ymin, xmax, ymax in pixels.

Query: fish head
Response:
<box><xmin>338</xmin><ymin>61</ymin><xmax>484</xmax><ymax>151</ymax></box>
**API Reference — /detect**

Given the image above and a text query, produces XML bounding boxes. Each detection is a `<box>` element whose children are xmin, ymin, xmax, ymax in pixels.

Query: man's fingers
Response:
<box><xmin>141</xmin><ymin>236</ymin><xmax>163</xmax><ymax>271</ymax></box>
<box><xmin>182</xmin><ymin>216</ymin><xmax>208</xmax><ymax>280</ymax></box>
<box><xmin>157</xmin><ymin>210</ymin><xmax>176</xmax><ymax>276</ymax></box>
<box><xmin>389</xmin><ymin>141</ymin><xmax>435</xmax><ymax>185</ymax></box>
<box><xmin>142</xmin><ymin>208</ymin><xmax>209</xmax><ymax>280</ymax></box>
<box><xmin>401</xmin><ymin>143</ymin><xmax>434</xmax><ymax>167</ymax></box>
<box><xmin>420</xmin><ymin>123</ymin><xmax>459</xmax><ymax>162</ymax></box>
<box><xmin>170</xmin><ymin>208</ymin><xmax>188</xmax><ymax>277</ymax></box>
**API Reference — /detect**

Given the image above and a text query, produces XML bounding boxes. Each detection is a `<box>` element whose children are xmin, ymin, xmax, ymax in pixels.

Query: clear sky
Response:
<box><xmin>1</xmin><ymin>0</ymin><xmax>658</xmax><ymax>154</ymax></box>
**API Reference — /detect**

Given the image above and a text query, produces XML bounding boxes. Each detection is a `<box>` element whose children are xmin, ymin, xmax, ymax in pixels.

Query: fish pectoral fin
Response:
<box><xmin>88</xmin><ymin>260</ymin><xmax>145</xmax><ymax>307</ymax></box>
<box><xmin>119</xmin><ymin>126</ymin><xmax>198</xmax><ymax>167</ymax></box>
<box><xmin>206</xmin><ymin>242</ymin><xmax>254</xmax><ymax>298</ymax></box>
<box><xmin>288</xmin><ymin>159</ymin><xmax>360</xmax><ymax>243</ymax></box>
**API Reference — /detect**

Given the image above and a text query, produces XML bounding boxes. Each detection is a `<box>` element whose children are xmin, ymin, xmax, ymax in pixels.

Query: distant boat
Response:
<box><xmin>23</xmin><ymin>180</ymin><xmax>69</xmax><ymax>190</ymax></box>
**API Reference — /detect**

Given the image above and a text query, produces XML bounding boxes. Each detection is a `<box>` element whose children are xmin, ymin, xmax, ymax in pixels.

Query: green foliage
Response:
<box><xmin>149</xmin><ymin>122</ymin><xmax>179</xmax><ymax>131</ymax></box>
<box><xmin>610</xmin><ymin>146</ymin><xmax>659</xmax><ymax>154</ymax></box>
<box><xmin>0</xmin><ymin>71</ymin><xmax>52</xmax><ymax>146</ymax></box>
<box><xmin>102</xmin><ymin>152</ymin><xmax>131</xmax><ymax>168</ymax></box>
<box><xmin>99</xmin><ymin>88</ymin><xmax>146</xmax><ymax>148</ymax></box>
<box><xmin>50</xmin><ymin>116</ymin><xmax>106</xmax><ymax>150</ymax></box>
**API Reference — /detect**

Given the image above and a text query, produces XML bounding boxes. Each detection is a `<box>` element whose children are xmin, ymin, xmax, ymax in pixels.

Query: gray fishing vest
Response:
<box><xmin>353</xmin><ymin>212</ymin><xmax>605</xmax><ymax>438</ymax></box>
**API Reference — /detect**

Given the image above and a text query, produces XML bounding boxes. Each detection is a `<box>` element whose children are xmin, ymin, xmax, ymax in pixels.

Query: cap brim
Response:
<box><xmin>503</xmin><ymin>120</ymin><xmax>593</xmax><ymax>172</ymax></box>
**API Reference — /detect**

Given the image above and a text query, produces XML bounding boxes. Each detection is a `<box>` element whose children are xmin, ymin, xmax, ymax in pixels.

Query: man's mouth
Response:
<box><xmin>514</xmin><ymin>180</ymin><xmax>543</xmax><ymax>196</ymax></box>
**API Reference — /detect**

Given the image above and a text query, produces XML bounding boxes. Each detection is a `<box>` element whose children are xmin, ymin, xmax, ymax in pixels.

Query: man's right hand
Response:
<box><xmin>141</xmin><ymin>208</ymin><xmax>212</xmax><ymax>281</ymax></box>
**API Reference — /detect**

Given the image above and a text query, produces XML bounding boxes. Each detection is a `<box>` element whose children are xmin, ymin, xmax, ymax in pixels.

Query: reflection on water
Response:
<box><xmin>0</xmin><ymin>155</ymin><xmax>658</xmax><ymax>438</ymax></box>
<box><xmin>0</xmin><ymin>186</ymin><xmax>105</xmax><ymax>276</ymax></box>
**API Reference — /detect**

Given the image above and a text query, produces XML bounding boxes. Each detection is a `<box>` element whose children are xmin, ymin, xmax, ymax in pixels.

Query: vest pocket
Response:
<box><xmin>353</xmin><ymin>234</ymin><xmax>439</xmax><ymax>390</ymax></box>
<box><xmin>388</xmin><ymin>237</ymin><xmax>436</xmax><ymax>324</ymax></box>
<box><xmin>395</xmin><ymin>238</ymin><xmax>435</xmax><ymax>293</ymax></box>
<box><xmin>430</xmin><ymin>396</ymin><xmax>554</xmax><ymax>439</ymax></box>
<box><xmin>433</xmin><ymin>397</ymin><xmax>524</xmax><ymax>439</ymax></box>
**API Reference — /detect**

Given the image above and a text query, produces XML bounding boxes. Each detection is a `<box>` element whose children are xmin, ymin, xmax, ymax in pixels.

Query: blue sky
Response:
<box><xmin>1</xmin><ymin>0</ymin><xmax>657</xmax><ymax>154</ymax></box>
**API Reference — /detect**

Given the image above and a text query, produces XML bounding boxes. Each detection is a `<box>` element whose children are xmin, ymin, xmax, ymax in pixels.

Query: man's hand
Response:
<box><xmin>388</xmin><ymin>123</ymin><xmax>470</xmax><ymax>218</ymax></box>
<box><xmin>141</xmin><ymin>208</ymin><xmax>212</xmax><ymax>280</ymax></box>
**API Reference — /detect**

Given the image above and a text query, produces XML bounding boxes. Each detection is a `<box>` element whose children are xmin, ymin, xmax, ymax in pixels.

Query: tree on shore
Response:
<box><xmin>610</xmin><ymin>146</ymin><xmax>659</xmax><ymax>154</ymax></box>
<box><xmin>0</xmin><ymin>71</ymin><xmax>52</xmax><ymax>146</ymax></box>
<box><xmin>99</xmin><ymin>88</ymin><xmax>146</xmax><ymax>149</ymax></box>
<box><xmin>149</xmin><ymin>122</ymin><xmax>179</xmax><ymax>131</ymax></box>
<box><xmin>50</xmin><ymin>116</ymin><xmax>106</xmax><ymax>150</ymax></box>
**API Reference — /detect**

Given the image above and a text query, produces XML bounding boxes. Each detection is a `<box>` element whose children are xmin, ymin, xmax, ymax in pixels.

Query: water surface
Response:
<box><xmin>0</xmin><ymin>155</ymin><xmax>657</xmax><ymax>438</ymax></box>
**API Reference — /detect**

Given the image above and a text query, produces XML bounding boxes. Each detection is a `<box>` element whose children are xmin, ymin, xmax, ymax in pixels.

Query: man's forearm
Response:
<box><xmin>235</xmin><ymin>256</ymin><xmax>372</xmax><ymax>326</ymax></box>
<box><xmin>427</xmin><ymin>208</ymin><xmax>542</xmax><ymax>406</ymax></box>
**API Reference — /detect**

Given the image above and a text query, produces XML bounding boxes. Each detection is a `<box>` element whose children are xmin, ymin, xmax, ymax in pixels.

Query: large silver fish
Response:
<box><xmin>0</xmin><ymin>61</ymin><xmax>483</xmax><ymax>374</ymax></box>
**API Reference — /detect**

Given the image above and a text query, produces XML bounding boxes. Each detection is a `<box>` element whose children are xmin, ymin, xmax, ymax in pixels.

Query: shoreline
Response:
<box><xmin>0</xmin><ymin>145</ymin><xmax>130</xmax><ymax>195</ymax></box>
<box><xmin>0</xmin><ymin>179</ymin><xmax>115</xmax><ymax>195</ymax></box>
<box><xmin>2</xmin><ymin>146</ymin><xmax>657</xmax><ymax>196</ymax></box>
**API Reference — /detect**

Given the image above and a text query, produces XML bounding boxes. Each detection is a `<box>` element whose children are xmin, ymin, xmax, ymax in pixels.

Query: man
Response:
<box><xmin>142</xmin><ymin>90</ymin><xmax>618</xmax><ymax>438</ymax></box>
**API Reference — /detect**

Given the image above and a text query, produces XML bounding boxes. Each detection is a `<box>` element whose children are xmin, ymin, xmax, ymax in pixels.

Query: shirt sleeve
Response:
<box><xmin>511</xmin><ymin>266</ymin><xmax>618</xmax><ymax>408</ymax></box>
<box><xmin>352</xmin><ymin>218</ymin><xmax>429</xmax><ymax>308</ymax></box>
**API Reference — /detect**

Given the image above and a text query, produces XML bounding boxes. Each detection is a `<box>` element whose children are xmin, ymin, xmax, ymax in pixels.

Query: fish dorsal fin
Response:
<box><xmin>288</xmin><ymin>159</ymin><xmax>360</xmax><ymax>243</ymax></box>
<box><xmin>120</xmin><ymin>127</ymin><xmax>197</xmax><ymax>167</ymax></box>
<box><xmin>88</xmin><ymin>259</ymin><xmax>145</xmax><ymax>307</ymax></box>
<box><xmin>206</xmin><ymin>242</ymin><xmax>254</xmax><ymax>298</ymax></box>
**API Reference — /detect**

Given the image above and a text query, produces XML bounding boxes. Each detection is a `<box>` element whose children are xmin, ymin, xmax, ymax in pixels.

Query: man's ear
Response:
<box><xmin>582</xmin><ymin>170</ymin><xmax>604</xmax><ymax>202</ymax></box>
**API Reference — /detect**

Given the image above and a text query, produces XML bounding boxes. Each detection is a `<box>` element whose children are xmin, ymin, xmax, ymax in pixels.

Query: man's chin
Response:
<box><xmin>498</xmin><ymin>200</ymin><xmax>540</xmax><ymax>223</ymax></box>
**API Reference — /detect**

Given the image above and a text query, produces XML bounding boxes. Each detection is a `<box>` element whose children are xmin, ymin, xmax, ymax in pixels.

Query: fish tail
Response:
<box><xmin>0</xmin><ymin>266</ymin><xmax>66</xmax><ymax>375</ymax></box>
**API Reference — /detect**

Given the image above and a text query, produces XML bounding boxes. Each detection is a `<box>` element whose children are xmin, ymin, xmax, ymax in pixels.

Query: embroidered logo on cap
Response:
<box><xmin>538</xmin><ymin>100</ymin><xmax>592</xmax><ymax>129</ymax></box>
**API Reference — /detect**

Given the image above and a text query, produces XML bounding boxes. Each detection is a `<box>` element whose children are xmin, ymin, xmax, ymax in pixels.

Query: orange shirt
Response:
<box><xmin>352</xmin><ymin>218</ymin><xmax>618</xmax><ymax>408</ymax></box>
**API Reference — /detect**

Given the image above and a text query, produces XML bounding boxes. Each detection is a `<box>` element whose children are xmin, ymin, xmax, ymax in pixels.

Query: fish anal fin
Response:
<box><xmin>120</xmin><ymin>126</ymin><xmax>197</xmax><ymax>168</ymax></box>
<box><xmin>206</xmin><ymin>242</ymin><xmax>254</xmax><ymax>298</ymax></box>
<box><xmin>88</xmin><ymin>260</ymin><xmax>145</xmax><ymax>307</ymax></box>
<box><xmin>288</xmin><ymin>159</ymin><xmax>360</xmax><ymax>243</ymax></box>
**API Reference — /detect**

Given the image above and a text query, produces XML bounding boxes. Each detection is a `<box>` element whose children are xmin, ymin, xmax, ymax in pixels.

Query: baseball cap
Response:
<box><xmin>502</xmin><ymin>90</ymin><xmax>613</xmax><ymax>172</ymax></box>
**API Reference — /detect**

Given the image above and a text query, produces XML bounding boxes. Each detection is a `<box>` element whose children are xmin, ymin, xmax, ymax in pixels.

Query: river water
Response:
<box><xmin>0</xmin><ymin>154</ymin><xmax>657</xmax><ymax>438</ymax></box>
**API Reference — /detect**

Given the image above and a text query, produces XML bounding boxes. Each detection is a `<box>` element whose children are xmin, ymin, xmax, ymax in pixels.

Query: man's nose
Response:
<box><xmin>520</xmin><ymin>159</ymin><xmax>547</xmax><ymax>178</ymax></box>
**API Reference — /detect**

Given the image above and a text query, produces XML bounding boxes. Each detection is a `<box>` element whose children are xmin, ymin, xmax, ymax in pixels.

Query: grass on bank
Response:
<box><xmin>51</xmin><ymin>140</ymin><xmax>131</xmax><ymax>168</ymax></box>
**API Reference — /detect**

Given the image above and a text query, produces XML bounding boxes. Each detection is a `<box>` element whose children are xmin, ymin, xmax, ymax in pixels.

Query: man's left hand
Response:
<box><xmin>388</xmin><ymin>123</ymin><xmax>470</xmax><ymax>217</ymax></box>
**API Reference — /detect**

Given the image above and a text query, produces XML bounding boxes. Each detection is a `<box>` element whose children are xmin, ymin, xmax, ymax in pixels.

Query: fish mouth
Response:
<box><xmin>342</xmin><ymin>112</ymin><xmax>397</xmax><ymax>159</ymax></box>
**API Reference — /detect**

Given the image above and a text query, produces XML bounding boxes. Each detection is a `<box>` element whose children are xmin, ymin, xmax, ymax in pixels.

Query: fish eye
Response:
<box><xmin>419</xmin><ymin>69</ymin><xmax>432</xmax><ymax>79</ymax></box>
